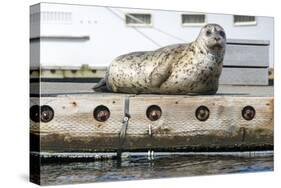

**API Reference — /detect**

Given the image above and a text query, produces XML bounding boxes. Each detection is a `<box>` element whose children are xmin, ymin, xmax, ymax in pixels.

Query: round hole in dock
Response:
<box><xmin>71</xmin><ymin>70</ymin><xmax>77</xmax><ymax>74</ymax></box>
<box><xmin>146</xmin><ymin>105</ymin><xmax>162</xmax><ymax>121</ymax></box>
<box><xmin>93</xmin><ymin>105</ymin><xmax>110</xmax><ymax>122</ymax></box>
<box><xmin>195</xmin><ymin>106</ymin><xmax>210</xmax><ymax>121</ymax></box>
<box><xmin>40</xmin><ymin>105</ymin><xmax>54</xmax><ymax>123</ymax></box>
<box><xmin>242</xmin><ymin>106</ymin><xmax>255</xmax><ymax>121</ymax></box>
<box><xmin>30</xmin><ymin>105</ymin><xmax>40</xmax><ymax>123</ymax></box>
<box><xmin>50</xmin><ymin>69</ymin><xmax>56</xmax><ymax>74</ymax></box>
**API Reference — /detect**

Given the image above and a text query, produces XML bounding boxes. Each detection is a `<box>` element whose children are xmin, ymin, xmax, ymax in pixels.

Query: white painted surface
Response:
<box><xmin>30</xmin><ymin>3</ymin><xmax>274</xmax><ymax>68</ymax></box>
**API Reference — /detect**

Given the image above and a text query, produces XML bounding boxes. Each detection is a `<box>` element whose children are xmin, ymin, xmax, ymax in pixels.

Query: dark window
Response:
<box><xmin>182</xmin><ymin>14</ymin><xmax>206</xmax><ymax>25</ymax></box>
<box><xmin>126</xmin><ymin>14</ymin><xmax>151</xmax><ymax>25</ymax></box>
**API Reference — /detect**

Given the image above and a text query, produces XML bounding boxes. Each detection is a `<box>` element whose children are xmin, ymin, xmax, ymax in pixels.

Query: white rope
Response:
<box><xmin>148</xmin><ymin>124</ymin><xmax>152</xmax><ymax>136</ymax></box>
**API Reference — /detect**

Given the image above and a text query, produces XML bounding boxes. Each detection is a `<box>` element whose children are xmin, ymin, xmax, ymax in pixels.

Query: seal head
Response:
<box><xmin>196</xmin><ymin>24</ymin><xmax>226</xmax><ymax>54</ymax></box>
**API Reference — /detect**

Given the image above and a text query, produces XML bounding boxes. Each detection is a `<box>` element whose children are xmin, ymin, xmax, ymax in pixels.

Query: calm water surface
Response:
<box><xmin>40</xmin><ymin>153</ymin><xmax>273</xmax><ymax>185</ymax></box>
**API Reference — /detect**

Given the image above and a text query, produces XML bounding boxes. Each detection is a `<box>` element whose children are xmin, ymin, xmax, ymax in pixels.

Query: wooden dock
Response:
<box><xmin>30</xmin><ymin>83</ymin><xmax>273</xmax><ymax>154</ymax></box>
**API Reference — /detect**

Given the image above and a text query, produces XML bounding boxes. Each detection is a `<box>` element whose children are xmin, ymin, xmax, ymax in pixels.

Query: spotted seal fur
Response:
<box><xmin>93</xmin><ymin>24</ymin><xmax>226</xmax><ymax>94</ymax></box>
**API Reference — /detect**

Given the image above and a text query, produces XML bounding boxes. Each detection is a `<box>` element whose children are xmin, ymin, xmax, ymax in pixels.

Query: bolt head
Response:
<box><xmin>146</xmin><ymin>105</ymin><xmax>162</xmax><ymax>121</ymax></box>
<box><xmin>242</xmin><ymin>106</ymin><xmax>255</xmax><ymax>121</ymax></box>
<box><xmin>123</xmin><ymin>116</ymin><xmax>129</xmax><ymax>122</ymax></box>
<box><xmin>195</xmin><ymin>106</ymin><xmax>210</xmax><ymax>121</ymax></box>
<box><xmin>30</xmin><ymin>105</ymin><xmax>40</xmax><ymax>123</ymax></box>
<box><xmin>40</xmin><ymin>105</ymin><xmax>54</xmax><ymax>123</ymax></box>
<box><xmin>94</xmin><ymin>105</ymin><xmax>110</xmax><ymax>122</ymax></box>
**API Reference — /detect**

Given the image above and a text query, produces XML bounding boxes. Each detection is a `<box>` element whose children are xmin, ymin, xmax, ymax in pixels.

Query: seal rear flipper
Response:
<box><xmin>92</xmin><ymin>78</ymin><xmax>108</xmax><ymax>92</ymax></box>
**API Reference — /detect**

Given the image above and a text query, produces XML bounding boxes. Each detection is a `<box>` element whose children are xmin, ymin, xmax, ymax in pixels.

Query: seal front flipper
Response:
<box><xmin>149</xmin><ymin>59</ymin><xmax>172</xmax><ymax>88</ymax></box>
<box><xmin>92</xmin><ymin>77</ymin><xmax>108</xmax><ymax>92</ymax></box>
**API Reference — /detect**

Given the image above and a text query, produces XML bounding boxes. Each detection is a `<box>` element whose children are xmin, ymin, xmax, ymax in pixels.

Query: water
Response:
<box><xmin>40</xmin><ymin>153</ymin><xmax>273</xmax><ymax>185</ymax></box>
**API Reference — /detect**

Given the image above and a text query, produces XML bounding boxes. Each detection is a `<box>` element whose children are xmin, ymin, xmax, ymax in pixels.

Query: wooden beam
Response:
<box><xmin>30</xmin><ymin>94</ymin><xmax>273</xmax><ymax>152</ymax></box>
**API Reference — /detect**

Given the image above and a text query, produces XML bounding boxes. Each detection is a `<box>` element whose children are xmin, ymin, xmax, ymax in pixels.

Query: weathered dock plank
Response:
<box><xmin>30</xmin><ymin>82</ymin><xmax>274</xmax><ymax>96</ymax></box>
<box><xmin>30</xmin><ymin>93</ymin><xmax>273</xmax><ymax>153</ymax></box>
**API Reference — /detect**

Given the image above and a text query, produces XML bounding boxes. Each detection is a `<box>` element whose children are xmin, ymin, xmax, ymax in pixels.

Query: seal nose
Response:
<box><xmin>214</xmin><ymin>37</ymin><xmax>220</xmax><ymax>41</ymax></box>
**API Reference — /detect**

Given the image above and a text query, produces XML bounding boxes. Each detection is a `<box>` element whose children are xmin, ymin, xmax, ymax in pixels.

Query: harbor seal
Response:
<box><xmin>93</xmin><ymin>23</ymin><xmax>226</xmax><ymax>94</ymax></box>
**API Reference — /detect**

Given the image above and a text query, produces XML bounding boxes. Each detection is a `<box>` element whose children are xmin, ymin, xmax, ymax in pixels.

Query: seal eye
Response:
<box><xmin>206</xmin><ymin>30</ymin><xmax>211</xmax><ymax>36</ymax></box>
<box><xmin>219</xmin><ymin>31</ymin><xmax>225</xmax><ymax>38</ymax></box>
